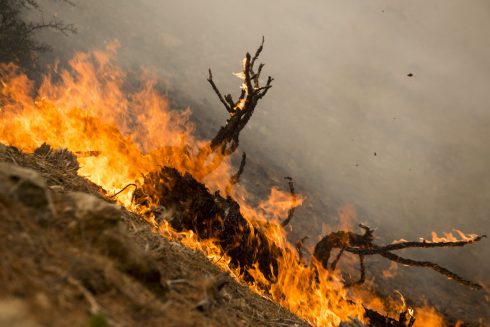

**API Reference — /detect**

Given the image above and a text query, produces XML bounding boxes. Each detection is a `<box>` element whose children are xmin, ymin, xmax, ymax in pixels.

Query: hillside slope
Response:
<box><xmin>0</xmin><ymin>144</ymin><xmax>308</xmax><ymax>327</ymax></box>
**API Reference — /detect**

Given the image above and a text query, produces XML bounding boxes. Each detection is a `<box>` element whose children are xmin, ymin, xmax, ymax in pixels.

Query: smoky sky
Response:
<box><xmin>34</xmin><ymin>0</ymin><xmax>490</xmax><ymax>320</ymax></box>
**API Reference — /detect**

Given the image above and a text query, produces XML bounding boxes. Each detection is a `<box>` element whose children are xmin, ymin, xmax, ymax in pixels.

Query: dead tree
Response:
<box><xmin>207</xmin><ymin>37</ymin><xmax>273</xmax><ymax>155</ymax></box>
<box><xmin>313</xmin><ymin>224</ymin><xmax>486</xmax><ymax>289</ymax></box>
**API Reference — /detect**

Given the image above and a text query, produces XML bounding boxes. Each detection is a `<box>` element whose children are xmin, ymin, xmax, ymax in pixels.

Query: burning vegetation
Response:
<box><xmin>0</xmin><ymin>40</ymin><xmax>487</xmax><ymax>327</ymax></box>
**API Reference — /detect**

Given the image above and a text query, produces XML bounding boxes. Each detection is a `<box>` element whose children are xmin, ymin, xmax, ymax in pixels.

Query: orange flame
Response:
<box><xmin>430</xmin><ymin>230</ymin><xmax>480</xmax><ymax>243</ymax></box>
<box><xmin>414</xmin><ymin>306</ymin><xmax>445</xmax><ymax>327</ymax></box>
<box><xmin>0</xmin><ymin>45</ymin><xmax>448</xmax><ymax>326</ymax></box>
<box><xmin>259</xmin><ymin>187</ymin><xmax>304</xmax><ymax>222</ymax></box>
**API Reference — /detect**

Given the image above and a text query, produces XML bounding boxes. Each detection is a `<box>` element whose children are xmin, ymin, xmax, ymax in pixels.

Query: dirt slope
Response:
<box><xmin>0</xmin><ymin>144</ymin><xmax>308</xmax><ymax>327</ymax></box>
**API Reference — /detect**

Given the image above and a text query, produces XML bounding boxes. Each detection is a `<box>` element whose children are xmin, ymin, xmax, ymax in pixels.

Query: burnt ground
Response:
<box><xmin>0</xmin><ymin>144</ymin><xmax>309</xmax><ymax>327</ymax></box>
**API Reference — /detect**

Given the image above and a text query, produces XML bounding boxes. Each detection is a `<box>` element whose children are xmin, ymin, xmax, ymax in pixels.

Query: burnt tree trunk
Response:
<box><xmin>133</xmin><ymin>167</ymin><xmax>283</xmax><ymax>281</ymax></box>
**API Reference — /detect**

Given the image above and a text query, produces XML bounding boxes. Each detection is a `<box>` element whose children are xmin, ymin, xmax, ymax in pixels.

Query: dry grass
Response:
<box><xmin>0</xmin><ymin>144</ymin><xmax>308</xmax><ymax>327</ymax></box>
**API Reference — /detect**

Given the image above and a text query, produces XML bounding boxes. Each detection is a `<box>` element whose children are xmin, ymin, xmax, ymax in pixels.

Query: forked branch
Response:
<box><xmin>313</xmin><ymin>224</ymin><xmax>486</xmax><ymax>289</ymax></box>
<box><xmin>208</xmin><ymin>37</ymin><xmax>273</xmax><ymax>155</ymax></box>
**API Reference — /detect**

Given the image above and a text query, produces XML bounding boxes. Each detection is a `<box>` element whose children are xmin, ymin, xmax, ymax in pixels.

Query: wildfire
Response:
<box><xmin>0</xmin><ymin>45</ymin><xmax>447</xmax><ymax>326</ymax></box>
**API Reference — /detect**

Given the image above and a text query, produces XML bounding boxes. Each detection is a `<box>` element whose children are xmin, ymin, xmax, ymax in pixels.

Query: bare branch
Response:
<box><xmin>243</xmin><ymin>53</ymin><xmax>254</xmax><ymax>97</ymax></box>
<box><xmin>207</xmin><ymin>38</ymin><xmax>273</xmax><ymax>155</ymax></box>
<box><xmin>230</xmin><ymin>152</ymin><xmax>247</xmax><ymax>185</ymax></box>
<box><xmin>345</xmin><ymin>255</ymin><xmax>365</xmax><ymax>287</ymax></box>
<box><xmin>295</xmin><ymin>236</ymin><xmax>308</xmax><ymax>262</ymax></box>
<box><xmin>224</xmin><ymin>94</ymin><xmax>235</xmax><ymax>110</ymax></box>
<box><xmin>258</xmin><ymin>76</ymin><xmax>274</xmax><ymax>99</ymax></box>
<box><xmin>378</xmin><ymin>251</ymin><xmax>483</xmax><ymax>290</ymax></box>
<box><xmin>345</xmin><ymin>235</ymin><xmax>486</xmax><ymax>256</ymax></box>
<box><xmin>109</xmin><ymin>183</ymin><xmax>137</xmax><ymax>198</ymax></box>
<box><xmin>252</xmin><ymin>63</ymin><xmax>265</xmax><ymax>88</ymax></box>
<box><xmin>207</xmin><ymin>69</ymin><xmax>233</xmax><ymax>113</ymax></box>
<box><xmin>329</xmin><ymin>247</ymin><xmax>345</xmax><ymax>272</ymax></box>
<box><xmin>250</xmin><ymin>36</ymin><xmax>265</xmax><ymax>70</ymax></box>
<box><xmin>313</xmin><ymin>224</ymin><xmax>485</xmax><ymax>290</ymax></box>
<box><xmin>281</xmin><ymin>176</ymin><xmax>297</xmax><ymax>227</ymax></box>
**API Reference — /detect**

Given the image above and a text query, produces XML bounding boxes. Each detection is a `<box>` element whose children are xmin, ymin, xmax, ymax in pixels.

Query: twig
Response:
<box><xmin>345</xmin><ymin>254</ymin><xmax>365</xmax><ymax>287</ymax></box>
<box><xmin>281</xmin><ymin>177</ymin><xmax>297</xmax><ymax>227</ymax></box>
<box><xmin>295</xmin><ymin>236</ymin><xmax>308</xmax><ymax>262</ymax></box>
<box><xmin>345</xmin><ymin>235</ymin><xmax>486</xmax><ymax>255</ymax></box>
<box><xmin>207</xmin><ymin>69</ymin><xmax>233</xmax><ymax>114</ymax></box>
<box><xmin>378</xmin><ymin>251</ymin><xmax>483</xmax><ymax>290</ymax></box>
<box><xmin>109</xmin><ymin>183</ymin><xmax>137</xmax><ymax>198</ymax></box>
<box><xmin>25</xmin><ymin>17</ymin><xmax>76</xmax><ymax>36</ymax></box>
<box><xmin>329</xmin><ymin>247</ymin><xmax>345</xmax><ymax>272</ymax></box>
<box><xmin>230</xmin><ymin>152</ymin><xmax>247</xmax><ymax>185</ymax></box>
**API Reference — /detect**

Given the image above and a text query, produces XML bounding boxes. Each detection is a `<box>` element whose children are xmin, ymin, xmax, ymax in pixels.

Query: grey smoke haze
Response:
<box><xmin>36</xmin><ymin>0</ymin><xmax>489</xmax><ymax>322</ymax></box>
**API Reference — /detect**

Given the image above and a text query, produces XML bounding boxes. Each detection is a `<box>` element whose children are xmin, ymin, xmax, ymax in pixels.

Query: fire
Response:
<box><xmin>0</xmin><ymin>45</ymin><xmax>447</xmax><ymax>326</ymax></box>
<box><xmin>430</xmin><ymin>230</ymin><xmax>480</xmax><ymax>243</ymax></box>
<box><xmin>414</xmin><ymin>306</ymin><xmax>445</xmax><ymax>327</ymax></box>
<box><xmin>259</xmin><ymin>186</ymin><xmax>304</xmax><ymax>222</ymax></box>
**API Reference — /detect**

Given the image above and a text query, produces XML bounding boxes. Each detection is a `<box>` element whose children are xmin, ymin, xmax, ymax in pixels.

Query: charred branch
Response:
<box><xmin>330</xmin><ymin>247</ymin><xmax>345</xmax><ymax>272</ymax></box>
<box><xmin>363</xmin><ymin>307</ymin><xmax>416</xmax><ymax>327</ymax></box>
<box><xmin>207</xmin><ymin>69</ymin><xmax>233</xmax><ymax>114</ymax></box>
<box><xmin>295</xmin><ymin>236</ymin><xmax>308</xmax><ymax>262</ymax></box>
<box><xmin>281</xmin><ymin>177</ymin><xmax>297</xmax><ymax>227</ymax></box>
<box><xmin>109</xmin><ymin>183</ymin><xmax>138</xmax><ymax>199</ymax></box>
<box><xmin>313</xmin><ymin>224</ymin><xmax>485</xmax><ymax>289</ymax></box>
<box><xmin>208</xmin><ymin>37</ymin><xmax>273</xmax><ymax>155</ymax></box>
<box><xmin>230</xmin><ymin>152</ymin><xmax>247</xmax><ymax>185</ymax></box>
<box><xmin>378</xmin><ymin>251</ymin><xmax>483</xmax><ymax>290</ymax></box>
<box><xmin>345</xmin><ymin>254</ymin><xmax>365</xmax><ymax>287</ymax></box>
<box><xmin>346</xmin><ymin>235</ymin><xmax>486</xmax><ymax>255</ymax></box>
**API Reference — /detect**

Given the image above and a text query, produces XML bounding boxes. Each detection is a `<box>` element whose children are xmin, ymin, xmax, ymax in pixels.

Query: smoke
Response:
<box><xmin>35</xmin><ymin>0</ymin><xmax>490</xmax><ymax>321</ymax></box>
